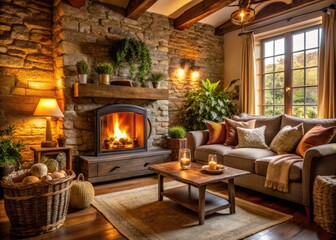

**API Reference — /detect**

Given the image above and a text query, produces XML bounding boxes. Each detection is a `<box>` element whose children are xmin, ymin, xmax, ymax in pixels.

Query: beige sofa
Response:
<box><xmin>187</xmin><ymin>114</ymin><xmax>336</xmax><ymax>217</ymax></box>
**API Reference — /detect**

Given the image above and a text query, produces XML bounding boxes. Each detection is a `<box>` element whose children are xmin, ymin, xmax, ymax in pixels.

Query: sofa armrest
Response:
<box><xmin>302</xmin><ymin>143</ymin><xmax>336</xmax><ymax>207</ymax></box>
<box><xmin>187</xmin><ymin>130</ymin><xmax>209</xmax><ymax>161</ymax></box>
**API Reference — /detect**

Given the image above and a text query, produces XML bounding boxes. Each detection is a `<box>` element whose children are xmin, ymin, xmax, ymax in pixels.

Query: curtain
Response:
<box><xmin>239</xmin><ymin>32</ymin><xmax>256</xmax><ymax>114</ymax></box>
<box><xmin>318</xmin><ymin>8</ymin><xmax>336</xmax><ymax>118</ymax></box>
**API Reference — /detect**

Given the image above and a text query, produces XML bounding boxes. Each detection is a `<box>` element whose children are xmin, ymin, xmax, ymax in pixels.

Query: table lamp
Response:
<box><xmin>33</xmin><ymin>98</ymin><xmax>64</xmax><ymax>148</ymax></box>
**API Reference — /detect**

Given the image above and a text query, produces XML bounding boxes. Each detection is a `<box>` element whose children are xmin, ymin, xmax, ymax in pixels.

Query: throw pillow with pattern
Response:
<box><xmin>206</xmin><ymin>121</ymin><xmax>226</xmax><ymax>144</ymax></box>
<box><xmin>224</xmin><ymin>118</ymin><xmax>256</xmax><ymax>146</ymax></box>
<box><xmin>270</xmin><ymin>123</ymin><xmax>303</xmax><ymax>154</ymax></box>
<box><xmin>236</xmin><ymin>126</ymin><xmax>268</xmax><ymax>149</ymax></box>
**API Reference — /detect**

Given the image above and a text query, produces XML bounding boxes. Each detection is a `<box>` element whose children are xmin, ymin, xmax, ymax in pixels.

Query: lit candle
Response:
<box><xmin>208</xmin><ymin>160</ymin><xmax>217</xmax><ymax>170</ymax></box>
<box><xmin>180</xmin><ymin>158</ymin><xmax>190</xmax><ymax>165</ymax></box>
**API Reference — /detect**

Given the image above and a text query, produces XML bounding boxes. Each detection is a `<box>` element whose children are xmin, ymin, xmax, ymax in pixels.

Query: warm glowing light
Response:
<box><xmin>113</xmin><ymin>116</ymin><xmax>127</xmax><ymax>140</ymax></box>
<box><xmin>177</xmin><ymin>68</ymin><xmax>185</xmax><ymax>77</ymax></box>
<box><xmin>33</xmin><ymin>98</ymin><xmax>64</xmax><ymax>118</ymax></box>
<box><xmin>192</xmin><ymin>71</ymin><xmax>200</xmax><ymax>78</ymax></box>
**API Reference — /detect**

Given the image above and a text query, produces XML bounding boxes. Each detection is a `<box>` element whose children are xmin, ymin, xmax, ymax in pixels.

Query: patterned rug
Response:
<box><xmin>92</xmin><ymin>182</ymin><xmax>292</xmax><ymax>240</ymax></box>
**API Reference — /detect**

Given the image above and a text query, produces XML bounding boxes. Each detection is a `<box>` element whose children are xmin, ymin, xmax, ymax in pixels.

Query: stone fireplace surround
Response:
<box><xmin>0</xmin><ymin>0</ymin><xmax>224</xmax><ymax>172</ymax></box>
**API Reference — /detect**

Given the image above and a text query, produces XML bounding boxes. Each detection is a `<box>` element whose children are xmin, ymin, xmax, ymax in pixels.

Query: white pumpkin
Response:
<box><xmin>29</xmin><ymin>163</ymin><xmax>48</xmax><ymax>178</ymax></box>
<box><xmin>69</xmin><ymin>174</ymin><xmax>95</xmax><ymax>209</ymax></box>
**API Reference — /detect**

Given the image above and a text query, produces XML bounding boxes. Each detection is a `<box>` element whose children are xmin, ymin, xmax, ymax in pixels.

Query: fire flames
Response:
<box><xmin>111</xmin><ymin>117</ymin><xmax>127</xmax><ymax>140</ymax></box>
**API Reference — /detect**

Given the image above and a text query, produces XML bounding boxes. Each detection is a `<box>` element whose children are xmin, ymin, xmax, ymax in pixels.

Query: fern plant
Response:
<box><xmin>112</xmin><ymin>38</ymin><xmax>152</xmax><ymax>85</ymax></box>
<box><xmin>185</xmin><ymin>79</ymin><xmax>239</xmax><ymax>131</ymax></box>
<box><xmin>0</xmin><ymin>125</ymin><xmax>24</xmax><ymax>167</ymax></box>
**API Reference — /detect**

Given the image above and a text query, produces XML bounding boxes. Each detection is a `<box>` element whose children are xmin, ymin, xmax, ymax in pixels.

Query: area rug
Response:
<box><xmin>92</xmin><ymin>182</ymin><xmax>292</xmax><ymax>240</ymax></box>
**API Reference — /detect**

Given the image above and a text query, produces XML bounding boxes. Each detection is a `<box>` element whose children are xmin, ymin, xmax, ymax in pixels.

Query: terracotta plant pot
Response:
<box><xmin>57</xmin><ymin>138</ymin><xmax>67</xmax><ymax>147</ymax></box>
<box><xmin>167</xmin><ymin>138</ymin><xmax>188</xmax><ymax>161</ymax></box>
<box><xmin>152</xmin><ymin>82</ymin><xmax>160</xmax><ymax>88</ymax></box>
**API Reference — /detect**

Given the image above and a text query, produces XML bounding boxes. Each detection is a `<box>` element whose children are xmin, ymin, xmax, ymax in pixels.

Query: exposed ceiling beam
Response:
<box><xmin>215</xmin><ymin>0</ymin><xmax>323</xmax><ymax>35</ymax></box>
<box><xmin>174</xmin><ymin>0</ymin><xmax>236</xmax><ymax>30</ymax></box>
<box><xmin>125</xmin><ymin>0</ymin><xmax>158</xmax><ymax>20</ymax></box>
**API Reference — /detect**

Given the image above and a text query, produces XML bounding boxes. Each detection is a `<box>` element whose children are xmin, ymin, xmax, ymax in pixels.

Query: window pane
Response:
<box><xmin>306</xmin><ymin>67</ymin><xmax>318</xmax><ymax>85</ymax></box>
<box><xmin>306</xmin><ymin>29</ymin><xmax>318</xmax><ymax>49</ymax></box>
<box><xmin>264</xmin><ymin>41</ymin><xmax>273</xmax><ymax>57</ymax></box>
<box><xmin>264</xmin><ymin>74</ymin><xmax>273</xmax><ymax>89</ymax></box>
<box><xmin>274</xmin><ymin>72</ymin><xmax>284</xmax><ymax>88</ymax></box>
<box><xmin>306</xmin><ymin>106</ymin><xmax>317</xmax><ymax>118</ymax></box>
<box><xmin>306</xmin><ymin>49</ymin><xmax>318</xmax><ymax>67</ymax></box>
<box><xmin>293</xmin><ymin>88</ymin><xmax>304</xmax><ymax>105</ymax></box>
<box><xmin>292</xmin><ymin>69</ymin><xmax>304</xmax><ymax>86</ymax></box>
<box><xmin>274</xmin><ymin>89</ymin><xmax>284</xmax><ymax>104</ymax></box>
<box><xmin>264</xmin><ymin>57</ymin><xmax>273</xmax><ymax>73</ymax></box>
<box><xmin>264</xmin><ymin>106</ymin><xmax>273</xmax><ymax>116</ymax></box>
<box><xmin>306</xmin><ymin>87</ymin><xmax>318</xmax><ymax>105</ymax></box>
<box><xmin>293</xmin><ymin>33</ymin><xmax>304</xmax><ymax>51</ymax></box>
<box><xmin>293</xmin><ymin>52</ymin><xmax>304</xmax><ymax>69</ymax></box>
<box><xmin>274</xmin><ymin>106</ymin><xmax>284</xmax><ymax>115</ymax></box>
<box><xmin>293</xmin><ymin>106</ymin><xmax>304</xmax><ymax>118</ymax></box>
<box><xmin>275</xmin><ymin>55</ymin><xmax>285</xmax><ymax>71</ymax></box>
<box><xmin>264</xmin><ymin>90</ymin><xmax>274</xmax><ymax>104</ymax></box>
<box><xmin>274</xmin><ymin>38</ymin><xmax>284</xmax><ymax>55</ymax></box>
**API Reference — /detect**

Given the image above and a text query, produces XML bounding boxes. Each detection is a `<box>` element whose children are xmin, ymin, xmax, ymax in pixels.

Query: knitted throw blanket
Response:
<box><xmin>265</xmin><ymin>154</ymin><xmax>303</xmax><ymax>192</ymax></box>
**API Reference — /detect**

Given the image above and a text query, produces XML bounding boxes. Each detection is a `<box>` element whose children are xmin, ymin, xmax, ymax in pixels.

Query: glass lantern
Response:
<box><xmin>208</xmin><ymin>154</ymin><xmax>217</xmax><ymax>170</ymax></box>
<box><xmin>179</xmin><ymin>149</ymin><xmax>191</xmax><ymax>170</ymax></box>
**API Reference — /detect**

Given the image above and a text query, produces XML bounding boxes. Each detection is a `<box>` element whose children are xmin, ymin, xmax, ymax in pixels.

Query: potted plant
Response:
<box><xmin>185</xmin><ymin>78</ymin><xmax>239</xmax><ymax>131</ymax></box>
<box><xmin>148</xmin><ymin>72</ymin><xmax>166</xmax><ymax>89</ymax></box>
<box><xmin>0</xmin><ymin>125</ymin><xmax>24</xmax><ymax>198</ymax></box>
<box><xmin>167</xmin><ymin>126</ymin><xmax>187</xmax><ymax>161</ymax></box>
<box><xmin>94</xmin><ymin>62</ymin><xmax>113</xmax><ymax>85</ymax></box>
<box><xmin>57</xmin><ymin>133</ymin><xmax>67</xmax><ymax>147</ymax></box>
<box><xmin>111</xmin><ymin>38</ymin><xmax>152</xmax><ymax>87</ymax></box>
<box><xmin>76</xmin><ymin>60</ymin><xmax>90</xmax><ymax>83</ymax></box>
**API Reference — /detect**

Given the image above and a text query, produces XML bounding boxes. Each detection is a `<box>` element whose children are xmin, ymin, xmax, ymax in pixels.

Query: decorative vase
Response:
<box><xmin>77</xmin><ymin>74</ymin><xmax>87</xmax><ymax>83</ymax></box>
<box><xmin>99</xmin><ymin>74</ymin><xmax>110</xmax><ymax>85</ymax></box>
<box><xmin>179</xmin><ymin>149</ymin><xmax>191</xmax><ymax>170</ymax></box>
<box><xmin>152</xmin><ymin>82</ymin><xmax>160</xmax><ymax>88</ymax></box>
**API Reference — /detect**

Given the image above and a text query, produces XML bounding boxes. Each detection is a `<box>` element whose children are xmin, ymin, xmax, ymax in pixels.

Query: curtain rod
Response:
<box><xmin>246</xmin><ymin>3</ymin><xmax>335</xmax><ymax>32</ymax></box>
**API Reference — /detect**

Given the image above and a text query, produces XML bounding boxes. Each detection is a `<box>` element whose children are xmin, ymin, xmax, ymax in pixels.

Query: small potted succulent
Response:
<box><xmin>76</xmin><ymin>60</ymin><xmax>90</xmax><ymax>83</ymax></box>
<box><xmin>57</xmin><ymin>133</ymin><xmax>67</xmax><ymax>147</ymax></box>
<box><xmin>94</xmin><ymin>62</ymin><xmax>113</xmax><ymax>85</ymax></box>
<box><xmin>167</xmin><ymin>126</ymin><xmax>187</xmax><ymax>161</ymax></box>
<box><xmin>148</xmin><ymin>72</ymin><xmax>165</xmax><ymax>89</ymax></box>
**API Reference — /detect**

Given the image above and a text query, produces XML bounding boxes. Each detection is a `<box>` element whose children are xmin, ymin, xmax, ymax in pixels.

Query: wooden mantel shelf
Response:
<box><xmin>73</xmin><ymin>83</ymin><xmax>168</xmax><ymax>100</ymax></box>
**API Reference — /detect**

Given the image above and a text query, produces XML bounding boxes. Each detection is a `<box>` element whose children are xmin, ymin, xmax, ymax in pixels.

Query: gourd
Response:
<box><xmin>22</xmin><ymin>176</ymin><xmax>40</xmax><ymax>184</ymax></box>
<box><xmin>29</xmin><ymin>163</ymin><xmax>48</xmax><ymax>178</ymax></box>
<box><xmin>69</xmin><ymin>173</ymin><xmax>94</xmax><ymax>209</ymax></box>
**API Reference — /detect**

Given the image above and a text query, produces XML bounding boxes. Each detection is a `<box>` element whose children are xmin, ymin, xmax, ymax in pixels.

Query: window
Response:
<box><xmin>261</xmin><ymin>26</ymin><xmax>321</xmax><ymax>118</ymax></box>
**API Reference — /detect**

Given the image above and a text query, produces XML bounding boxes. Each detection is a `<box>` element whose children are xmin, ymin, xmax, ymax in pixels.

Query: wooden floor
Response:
<box><xmin>0</xmin><ymin>175</ymin><xmax>335</xmax><ymax>240</ymax></box>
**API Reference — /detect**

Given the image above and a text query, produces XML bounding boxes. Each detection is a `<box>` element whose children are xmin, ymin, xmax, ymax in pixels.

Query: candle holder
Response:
<box><xmin>179</xmin><ymin>149</ymin><xmax>191</xmax><ymax>170</ymax></box>
<box><xmin>208</xmin><ymin>154</ymin><xmax>217</xmax><ymax>170</ymax></box>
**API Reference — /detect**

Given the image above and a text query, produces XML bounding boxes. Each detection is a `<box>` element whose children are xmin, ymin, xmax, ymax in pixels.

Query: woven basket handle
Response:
<box><xmin>77</xmin><ymin>173</ymin><xmax>85</xmax><ymax>181</ymax></box>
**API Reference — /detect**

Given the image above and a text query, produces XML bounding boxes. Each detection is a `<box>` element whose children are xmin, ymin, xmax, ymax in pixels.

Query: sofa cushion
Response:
<box><xmin>195</xmin><ymin>144</ymin><xmax>234</xmax><ymax>164</ymax></box>
<box><xmin>236</xmin><ymin>126</ymin><xmax>268</xmax><ymax>149</ymax></box>
<box><xmin>233</xmin><ymin>114</ymin><xmax>282</xmax><ymax>145</ymax></box>
<box><xmin>270</xmin><ymin>123</ymin><xmax>303</xmax><ymax>154</ymax></box>
<box><xmin>255</xmin><ymin>154</ymin><xmax>303</xmax><ymax>182</ymax></box>
<box><xmin>224</xmin><ymin>148</ymin><xmax>276</xmax><ymax>173</ymax></box>
<box><xmin>224</xmin><ymin>118</ymin><xmax>256</xmax><ymax>146</ymax></box>
<box><xmin>281</xmin><ymin>114</ymin><xmax>336</xmax><ymax>142</ymax></box>
<box><xmin>206</xmin><ymin>121</ymin><xmax>226</xmax><ymax>144</ymax></box>
<box><xmin>296</xmin><ymin>125</ymin><xmax>336</xmax><ymax>157</ymax></box>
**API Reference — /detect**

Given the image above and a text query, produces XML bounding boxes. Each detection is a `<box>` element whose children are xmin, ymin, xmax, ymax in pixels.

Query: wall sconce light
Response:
<box><xmin>179</xmin><ymin>58</ymin><xmax>200</xmax><ymax>79</ymax></box>
<box><xmin>33</xmin><ymin>98</ymin><xmax>64</xmax><ymax>148</ymax></box>
<box><xmin>177</xmin><ymin>68</ymin><xmax>185</xmax><ymax>77</ymax></box>
<box><xmin>191</xmin><ymin>66</ymin><xmax>200</xmax><ymax>79</ymax></box>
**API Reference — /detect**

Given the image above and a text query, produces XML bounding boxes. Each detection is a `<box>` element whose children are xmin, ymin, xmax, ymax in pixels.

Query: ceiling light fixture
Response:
<box><xmin>231</xmin><ymin>7</ymin><xmax>255</xmax><ymax>25</ymax></box>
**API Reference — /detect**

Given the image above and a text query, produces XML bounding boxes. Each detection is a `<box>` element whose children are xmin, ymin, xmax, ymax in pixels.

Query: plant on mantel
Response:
<box><xmin>111</xmin><ymin>38</ymin><xmax>152</xmax><ymax>86</ymax></box>
<box><xmin>185</xmin><ymin>78</ymin><xmax>240</xmax><ymax>131</ymax></box>
<box><xmin>94</xmin><ymin>62</ymin><xmax>113</xmax><ymax>85</ymax></box>
<box><xmin>76</xmin><ymin>60</ymin><xmax>90</xmax><ymax>83</ymax></box>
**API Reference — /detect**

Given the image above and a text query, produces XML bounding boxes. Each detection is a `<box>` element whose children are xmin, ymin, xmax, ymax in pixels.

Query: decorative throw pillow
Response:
<box><xmin>224</xmin><ymin>118</ymin><xmax>256</xmax><ymax>146</ymax></box>
<box><xmin>295</xmin><ymin>124</ymin><xmax>336</xmax><ymax>157</ymax></box>
<box><xmin>270</xmin><ymin>123</ymin><xmax>303</xmax><ymax>154</ymax></box>
<box><xmin>236</xmin><ymin>126</ymin><xmax>268</xmax><ymax>149</ymax></box>
<box><xmin>206</xmin><ymin>121</ymin><xmax>226</xmax><ymax>144</ymax></box>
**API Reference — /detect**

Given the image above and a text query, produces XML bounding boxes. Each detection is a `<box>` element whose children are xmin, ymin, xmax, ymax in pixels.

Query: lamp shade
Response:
<box><xmin>231</xmin><ymin>7</ymin><xmax>255</xmax><ymax>25</ymax></box>
<box><xmin>33</xmin><ymin>98</ymin><xmax>64</xmax><ymax>118</ymax></box>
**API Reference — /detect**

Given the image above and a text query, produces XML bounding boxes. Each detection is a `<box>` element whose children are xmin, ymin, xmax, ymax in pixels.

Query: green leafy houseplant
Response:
<box><xmin>168</xmin><ymin>126</ymin><xmax>187</xmax><ymax>139</ymax></box>
<box><xmin>76</xmin><ymin>60</ymin><xmax>90</xmax><ymax>74</ymax></box>
<box><xmin>185</xmin><ymin>79</ymin><xmax>239</xmax><ymax>131</ymax></box>
<box><xmin>112</xmin><ymin>38</ymin><xmax>152</xmax><ymax>85</ymax></box>
<box><xmin>0</xmin><ymin>125</ymin><xmax>24</xmax><ymax>167</ymax></box>
<box><xmin>148</xmin><ymin>72</ymin><xmax>166</xmax><ymax>88</ymax></box>
<box><xmin>94</xmin><ymin>62</ymin><xmax>113</xmax><ymax>74</ymax></box>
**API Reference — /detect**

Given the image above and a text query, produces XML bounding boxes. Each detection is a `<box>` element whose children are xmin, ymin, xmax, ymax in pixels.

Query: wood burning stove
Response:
<box><xmin>95</xmin><ymin>104</ymin><xmax>150</xmax><ymax>156</ymax></box>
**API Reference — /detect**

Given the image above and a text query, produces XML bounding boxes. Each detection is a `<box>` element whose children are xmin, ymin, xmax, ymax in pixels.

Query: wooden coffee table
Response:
<box><xmin>148</xmin><ymin>161</ymin><xmax>250</xmax><ymax>225</ymax></box>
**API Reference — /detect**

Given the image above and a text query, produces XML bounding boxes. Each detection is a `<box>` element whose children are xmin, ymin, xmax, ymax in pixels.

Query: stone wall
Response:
<box><xmin>0</xmin><ymin>0</ymin><xmax>58</xmax><ymax>160</ymax></box>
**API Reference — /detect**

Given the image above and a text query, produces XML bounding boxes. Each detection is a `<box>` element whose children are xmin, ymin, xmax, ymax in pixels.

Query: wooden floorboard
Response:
<box><xmin>0</xmin><ymin>175</ymin><xmax>335</xmax><ymax>240</ymax></box>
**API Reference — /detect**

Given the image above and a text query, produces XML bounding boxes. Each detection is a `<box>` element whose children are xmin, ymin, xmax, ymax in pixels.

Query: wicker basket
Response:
<box><xmin>313</xmin><ymin>175</ymin><xmax>336</xmax><ymax>234</ymax></box>
<box><xmin>1</xmin><ymin>169</ymin><xmax>75</xmax><ymax>237</ymax></box>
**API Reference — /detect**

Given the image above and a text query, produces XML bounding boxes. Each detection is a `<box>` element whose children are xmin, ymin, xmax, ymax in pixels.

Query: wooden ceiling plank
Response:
<box><xmin>215</xmin><ymin>0</ymin><xmax>324</xmax><ymax>35</ymax></box>
<box><xmin>174</xmin><ymin>0</ymin><xmax>236</xmax><ymax>30</ymax></box>
<box><xmin>126</xmin><ymin>0</ymin><xmax>158</xmax><ymax>20</ymax></box>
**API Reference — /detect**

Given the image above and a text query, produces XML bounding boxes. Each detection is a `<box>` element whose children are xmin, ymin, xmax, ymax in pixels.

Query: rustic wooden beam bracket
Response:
<box><xmin>125</xmin><ymin>0</ymin><xmax>158</xmax><ymax>20</ymax></box>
